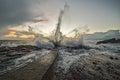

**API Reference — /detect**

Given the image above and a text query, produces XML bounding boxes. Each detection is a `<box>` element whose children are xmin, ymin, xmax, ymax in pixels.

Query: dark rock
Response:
<box><xmin>0</xmin><ymin>45</ymin><xmax>41</xmax><ymax>73</ymax></box>
<box><xmin>110</xmin><ymin>56</ymin><xmax>114</xmax><ymax>60</ymax></box>
<box><xmin>92</xmin><ymin>62</ymin><xmax>97</xmax><ymax>65</ymax></box>
<box><xmin>115</xmin><ymin>57</ymin><xmax>119</xmax><ymax>60</ymax></box>
<box><xmin>96</xmin><ymin>38</ymin><xmax>120</xmax><ymax>44</ymax></box>
<box><xmin>66</xmin><ymin>45</ymin><xmax>90</xmax><ymax>50</ymax></box>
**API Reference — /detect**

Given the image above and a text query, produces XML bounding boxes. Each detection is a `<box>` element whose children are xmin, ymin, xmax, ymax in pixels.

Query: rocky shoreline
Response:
<box><xmin>0</xmin><ymin>44</ymin><xmax>120</xmax><ymax>80</ymax></box>
<box><xmin>0</xmin><ymin>45</ymin><xmax>43</xmax><ymax>75</ymax></box>
<box><xmin>0</xmin><ymin>50</ymin><xmax>57</xmax><ymax>80</ymax></box>
<box><xmin>63</xmin><ymin>54</ymin><xmax>120</xmax><ymax>80</ymax></box>
<box><xmin>52</xmin><ymin>45</ymin><xmax>120</xmax><ymax>80</ymax></box>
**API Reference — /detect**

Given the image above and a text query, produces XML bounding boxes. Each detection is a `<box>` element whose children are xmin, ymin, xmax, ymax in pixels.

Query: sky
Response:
<box><xmin>0</xmin><ymin>0</ymin><xmax>120</xmax><ymax>35</ymax></box>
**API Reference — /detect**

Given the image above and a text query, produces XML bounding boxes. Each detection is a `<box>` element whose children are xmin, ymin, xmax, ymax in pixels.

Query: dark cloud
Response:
<box><xmin>0</xmin><ymin>0</ymin><xmax>48</xmax><ymax>26</ymax></box>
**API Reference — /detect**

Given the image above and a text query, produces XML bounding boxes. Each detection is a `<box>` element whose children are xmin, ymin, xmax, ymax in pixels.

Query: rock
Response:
<box><xmin>0</xmin><ymin>45</ymin><xmax>41</xmax><ymax>75</ymax></box>
<box><xmin>54</xmin><ymin>53</ymin><xmax>120</xmax><ymax>80</ymax></box>
<box><xmin>6</xmin><ymin>52</ymin><xmax>23</xmax><ymax>57</ymax></box>
<box><xmin>96</xmin><ymin>38</ymin><xmax>120</xmax><ymax>44</ymax></box>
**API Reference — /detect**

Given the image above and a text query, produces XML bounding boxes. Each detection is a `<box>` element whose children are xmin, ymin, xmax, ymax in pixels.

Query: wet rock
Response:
<box><xmin>54</xmin><ymin>53</ymin><xmax>120</xmax><ymax>80</ymax></box>
<box><xmin>0</xmin><ymin>52</ymin><xmax>8</xmax><ymax>55</ymax></box>
<box><xmin>115</xmin><ymin>57</ymin><xmax>119</xmax><ymax>60</ymax></box>
<box><xmin>0</xmin><ymin>45</ymin><xmax>41</xmax><ymax>75</ymax></box>
<box><xmin>109</xmin><ymin>56</ymin><xmax>114</xmax><ymax>60</ymax></box>
<box><xmin>109</xmin><ymin>56</ymin><xmax>119</xmax><ymax>60</ymax></box>
<box><xmin>6</xmin><ymin>53</ymin><xmax>23</xmax><ymax>57</ymax></box>
<box><xmin>96</xmin><ymin>38</ymin><xmax>120</xmax><ymax>44</ymax></box>
<box><xmin>92</xmin><ymin>62</ymin><xmax>97</xmax><ymax>65</ymax></box>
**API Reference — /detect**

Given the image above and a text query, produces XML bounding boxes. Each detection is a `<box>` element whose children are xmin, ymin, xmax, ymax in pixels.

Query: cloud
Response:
<box><xmin>0</xmin><ymin>0</ymin><xmax>52</xmax><ymax>35</ymax></box>
<box><xmin>33</xmin><ymin>18</ymin><xmax>51</xmax><ymax>23</ymax></box>
<box><xmin>0</xmin><ymin>0</ymin><xmax>49</xmax><ymax>26</ymax></box>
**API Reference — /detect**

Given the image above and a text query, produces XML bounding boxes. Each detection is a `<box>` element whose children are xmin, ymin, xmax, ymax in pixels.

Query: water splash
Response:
<box><xmin>34</xmin><ymin>37</ymin><xmax>54</xmax><ymax>49</ymax></box>
<box><xmin>34</xmin><ymin>3</ymin><xmax>89</xmax><ymax>48</ymax></box>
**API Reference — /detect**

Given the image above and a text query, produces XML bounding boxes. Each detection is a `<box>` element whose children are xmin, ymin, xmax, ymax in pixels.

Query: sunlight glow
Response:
<box><xmin>19</xmin><ymin>34</ymin><xmax>35</xmax><ymax>39</ymax></box>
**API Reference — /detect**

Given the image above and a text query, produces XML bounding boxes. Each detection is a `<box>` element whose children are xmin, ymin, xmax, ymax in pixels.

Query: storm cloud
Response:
<box><xmin>0</xmin><ymin>0</ymin><xmax>120</xmax><ymax>35</ymax></box>
<box><xmin>0</xmin><ymin>0</ymin><xmax>49</xmax><ymax>26</ymax></box>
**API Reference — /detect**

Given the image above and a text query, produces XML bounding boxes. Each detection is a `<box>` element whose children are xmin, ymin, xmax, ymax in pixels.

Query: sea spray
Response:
<box><xmin>34</xmin><ymin>37</ymin><xmax>54</xmax><ymax>49</ymax></box>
